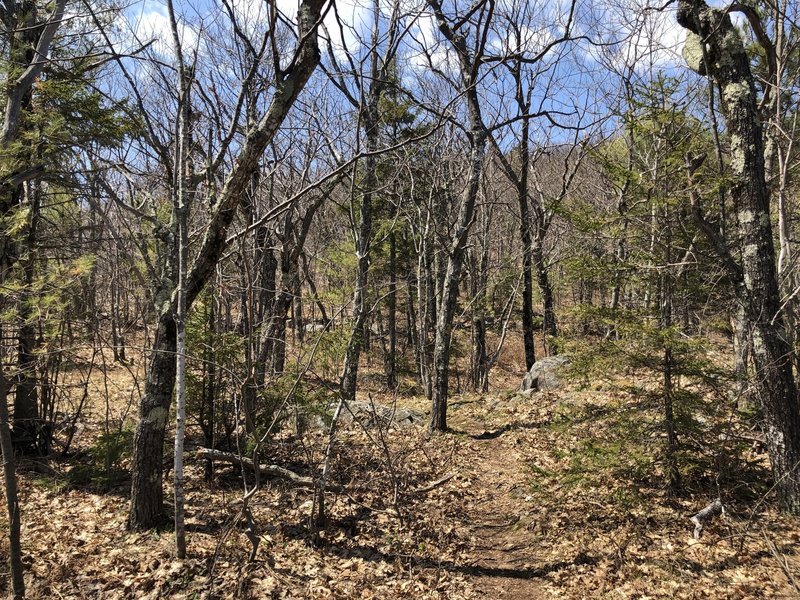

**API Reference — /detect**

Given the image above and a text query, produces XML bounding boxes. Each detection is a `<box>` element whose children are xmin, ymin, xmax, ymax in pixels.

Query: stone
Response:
<box><xmin>519</xmin><ymin>355</ymin><xmax>570</xmax><ymax>392</ymax></box>
<box><xmin>332</xmin><ymin>400</ymin><xmax>423</xmax><ymax>429</ymax></box>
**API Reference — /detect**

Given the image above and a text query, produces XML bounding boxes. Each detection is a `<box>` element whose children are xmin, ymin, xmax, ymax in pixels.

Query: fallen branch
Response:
<box><xmin>762</xmin><ymin>528</ymin><xmax>800</xmax><ymax>593</ymax></box>
<box><xmin>196</xmin><ymin>448</ymin><xmax>345</xmax><ymax>493</ymax></box>
<box><xmin>411</xmin><ymin>473</ymin><xmax>455</xmax><ymax>494</ymax></box>
<box><xmin>198</xmin><ymin>448</ymin><xmax>454</xmax><ymax>497</ymax></box>
<box><xmin>690</xmin><ymin>498</ymin><xmax>724</xmax><ymax>539</ymax></box>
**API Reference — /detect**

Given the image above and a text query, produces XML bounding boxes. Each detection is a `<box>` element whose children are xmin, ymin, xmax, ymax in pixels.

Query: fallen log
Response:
<box><xmin>196</xmin><ymin>448</ymin><xmax>345</xmax><ymax>493</ymax></box>
<box><xmin>196</xmin><ymin>448</ymin><xmax>454</xmax><ymax>497</ymax></box>
<box><xmin>411</xmin><ymin>472</ymin><xmax>455</xmax><ymax>494</ymax></box>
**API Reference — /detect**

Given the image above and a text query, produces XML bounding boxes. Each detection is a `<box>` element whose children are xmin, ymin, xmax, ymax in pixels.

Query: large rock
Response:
<box><xmin>333</xmin><ymin>400</ymin><xmax>423</xmax><ymax>429</ymax></box>
<box><xmin>519</xmin><ymin>355</ymin><xmax>570</xmax><ymax>392</ymax></box>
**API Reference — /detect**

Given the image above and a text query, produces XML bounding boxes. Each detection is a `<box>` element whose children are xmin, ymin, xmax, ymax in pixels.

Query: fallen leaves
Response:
<box><xmin>4</xmin><ymin>365</ymin><xmax>800</xmax><ymax>599</ymax></box>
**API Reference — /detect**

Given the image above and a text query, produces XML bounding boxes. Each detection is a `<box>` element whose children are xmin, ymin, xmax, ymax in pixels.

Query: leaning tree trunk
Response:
<box><xmin>679</xmin><ymin>0</ymin><xmax>800</xmax><ymax>512</ymax></box>
<box><xmin>127</xmin><ymin>0</ymin><xmax>326</xmax><ymax>530</ymax></box>
<box><xmin>430</xmin><ymin>134</ymin><xmax>485</xmax><ymax>431</ymax></box>
<box><xmin>428</xmin><ymin>0</ymin><xmax>489</xmax><ymax>432</ymax></box>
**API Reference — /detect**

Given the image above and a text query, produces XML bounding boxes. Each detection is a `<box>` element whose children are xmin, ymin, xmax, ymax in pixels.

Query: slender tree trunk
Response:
<box><xmin>427</xmin><ymin>0</ymin><xmax>490</xmax><ymax>431</ymax></box>
<box><xmin>13</xmin><ymin>181</ymin><xmax>41</xmax><ymax>454</ymax></box>
<box><xmin>201</xmin><ymin>298</ymin><xmax>217</xmax><ymax>480</ymax></box>
<box><xmin>532</xmin><ymin>231</ymin><xmax>557</xmax><ymax>354</ymax></box>
<box><xmin>169</xmin><ymin>3</ymin><xmax>191</xmax><ymax>554</ymax></box>
<box><xmin>339</xmin><ymin>181</ymin><xmax>372</xmax><ymax>401</ymax></box>
<box><xmin>519</xmin><ymin>202</ymin><xmax>537</xmax><ymax>370</ymax></box>
<box><xmin>431</xmin><ymin>135</ymin><xmax>486</xmax><ymax>431</ymax></box>
<box><xmin>469</xmin><ymin>248</ymin><xmax>488</xmax><ymax>392</ymax></box>
<box><xmin>0</xmin><ymin>368</ymin><xmax>24</xmax><ymax>599</ymax></box>
<box><xmin>516</xmin><ymin>132</ymin><xmax>536</xmax><ymax>369</ymax></box>
<box><xmin>661</xmin><ymin>212</ymin><xmax>680</xmax><ymax>493</ymax></box>
<box><xmin>340</xmin><ymin>80</ymin><xmax>381</xmax><ymax>402</ymax></box>
<box><xmin>418</xmin><ymin>229</ymin><xmax>436</xmax><ymax>397</ymax></box>
<box><xmin>383</xmin><ymin>232</ymin><xmax>398</xmax><ymax>389</ymax></box>
<box><xmin>406</xmin><ymin>268</ymin><xmax>417</xmax><ymax>348</ymax></box>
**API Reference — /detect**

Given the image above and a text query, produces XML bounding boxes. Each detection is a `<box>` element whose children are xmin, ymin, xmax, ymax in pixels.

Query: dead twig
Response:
<box><xmin>762</xmin><ymin>528</ymin><xmax>800</xmax><ymax>593</ymax></box>
<box><xmin>196</xmin><ymin>448</ymin><xmax>346</xmax><ymax>493</ymax></box>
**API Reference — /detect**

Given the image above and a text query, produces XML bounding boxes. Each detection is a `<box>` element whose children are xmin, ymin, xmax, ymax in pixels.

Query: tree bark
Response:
<box><xmin>678</xmin><ymin>0</ymin><xmax>800</xmax><ymax>512</ymax></box>
<box><xmin>0</xmin><ymin>368</ymin><xmax>24</xmax><ymax>599</ymax></box>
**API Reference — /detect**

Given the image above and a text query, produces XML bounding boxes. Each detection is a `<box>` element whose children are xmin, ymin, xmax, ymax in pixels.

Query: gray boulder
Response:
<box><xmin>333</xmin><ymin>400</ymin><xmax>423</xmax><ymax>429</ymax></box>
<box><xmin>519</xmin><ymin>355</ymin><xmax>570</xmax><ymax>392</ymax></box>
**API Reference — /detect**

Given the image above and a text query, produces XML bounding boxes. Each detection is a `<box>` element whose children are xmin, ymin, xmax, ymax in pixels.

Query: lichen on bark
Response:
<box><xmin>682</xmin><ymin>32</ymin><xmax>705</xmax><ymax>74</ymax></box>
<box><xmin>729</xmin><ymin>132</ymin><xmax>746</xmax><ymax>174</ymax></box>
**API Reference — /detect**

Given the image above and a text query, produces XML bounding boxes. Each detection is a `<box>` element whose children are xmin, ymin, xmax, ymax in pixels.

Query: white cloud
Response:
<box><xmin>125</xmin><ymin>0</ymin><xmax>199</xmax><ymax>58</ymax></box>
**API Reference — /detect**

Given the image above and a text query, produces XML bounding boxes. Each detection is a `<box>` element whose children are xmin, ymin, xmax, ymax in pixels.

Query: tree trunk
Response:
<box><xmin>12</xmin><ymin>180</ymin><xmax>42</xmax><ymax>454</ymax></box>
<box><xmin>469</xmin><ymin>248</ymin><xmax>488</xmax><ymax>392</ymax></box>
<box><xmin>340</xmin><ymin>54</ymin><xmax>382</xmax><ymax>402</ymax></box>
<box><xmin>384</xmin><ymin>231</ymin><xmax>398</xmax><ymax>390</ymax></box>
<box><xmin>127</xmin><ymin>0</ymin><xmax>326</xmax><ymax>529</ymax></box>
<box><xmin>128</xmin><ymin>310</ymin><xmax>176</xmax><ymax>530</ymax></box>
<box><xmin>679</xmin><ymin>0</ymin><xmax>800</xmax><ymax>512</ymax></box>
<box><xmin>533</xmin><ymin>233</ymin><xmax>557</xmax><ymax>354</ymax></box>
<box><xmin>339</xmin><ymin>177</ymin><xmax>372</xmax><ymax>401</ymax></box>
<box><xmin>431</xmin><ymin>135</ymin><xmax>485</xmax><ymax>431</ymax></box>
<box><xmin>0</xmin><ymin>368</ymin><xmax>25</xmax><ymax>599</ymax></box>
<box><xmin>516</xmin><ymin>126</ymin><xmax>536</xmax><ymax>370</ymax></box>
<box><xmin>427</xmin><ymin>0</ymin><xmax>489</xmax><ymax>431</ymax></box>
<box><xmin>169</xmin><ymin>4</ymin><xmax>191</xmax><ymax>554</ymax></box>
<box><xmin>661</xmin><ymin>211</ymin><xmax>680</xmax><ymax>493</ymax></box>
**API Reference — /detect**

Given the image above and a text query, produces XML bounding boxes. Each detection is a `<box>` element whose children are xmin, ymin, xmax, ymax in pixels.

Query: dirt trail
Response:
<box><xmin>446</xmin><ymin>403</ymin><xmax>553</xmax><ymax>599</ymax></box>
<box><xmin>464</xmin><ymin>439</ymin><xmax>546</xmax><ymax>598</ymax></box>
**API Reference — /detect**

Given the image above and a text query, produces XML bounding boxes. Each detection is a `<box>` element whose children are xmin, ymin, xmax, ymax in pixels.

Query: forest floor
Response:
<box><xmin>3</xmin><ymin>344</ymin><xmax>800</xmax><ymax>598</ymax></box>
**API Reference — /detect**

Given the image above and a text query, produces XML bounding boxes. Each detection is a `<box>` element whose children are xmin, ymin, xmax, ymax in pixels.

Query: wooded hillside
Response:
<box><xmin>2</xmin><ymin>0</ymin><xmax>800</xmax><ymax>597</ymax></box>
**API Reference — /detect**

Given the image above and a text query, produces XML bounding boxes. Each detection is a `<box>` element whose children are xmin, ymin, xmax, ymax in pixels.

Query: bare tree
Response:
<box><xmin>124</xmin><ymin>0</ymin><xmax>331</xmax><ymax>530</ymax></box>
